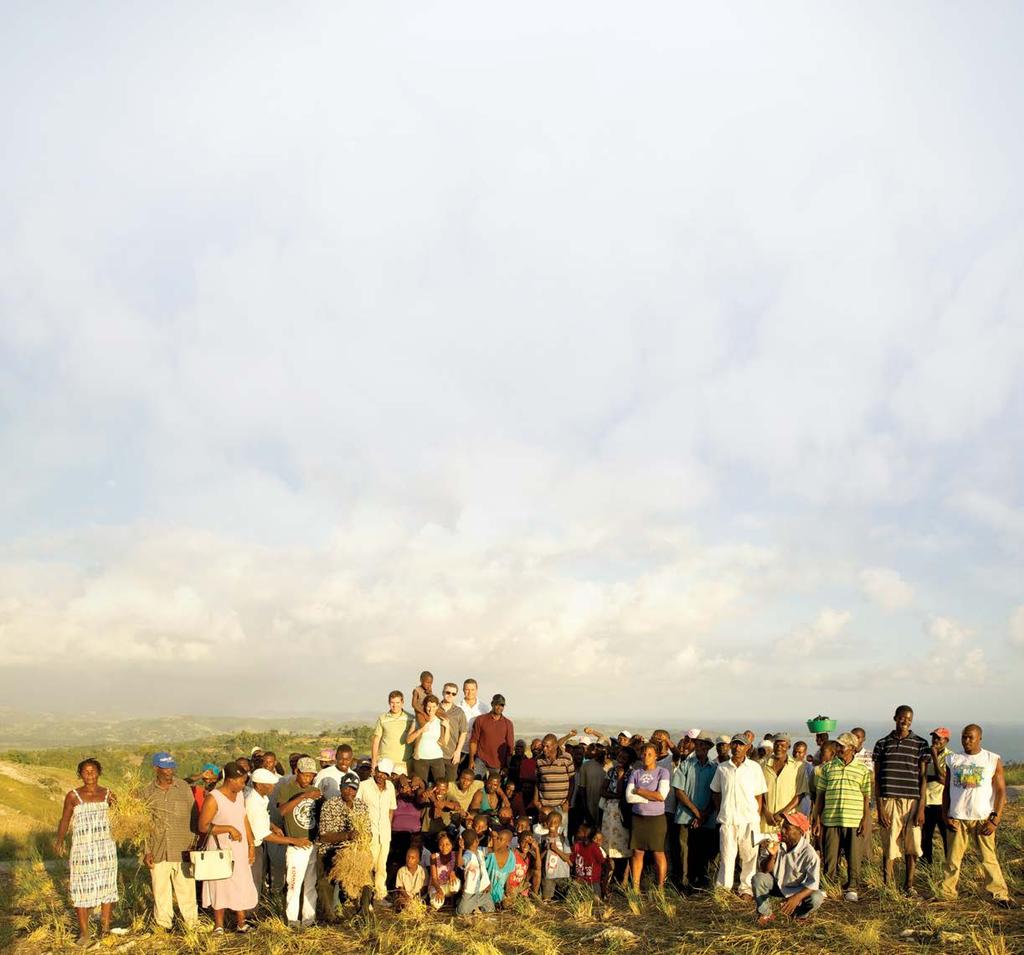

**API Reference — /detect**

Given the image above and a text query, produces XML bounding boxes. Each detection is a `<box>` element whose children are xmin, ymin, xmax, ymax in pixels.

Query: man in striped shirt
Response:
<box><xmin>813</xmin><ymin>732</ymin><xmax>871</xmax><ymax>902</ymax></box>
<box><xmin>872</xmin><ymin>705</ymin><xmax>929</xmax><ymax>894</ymax></box>
<box><xmin>533</xmin><ymin>734</ymin><xmax>576</xmax><ymax>823</ymax></box>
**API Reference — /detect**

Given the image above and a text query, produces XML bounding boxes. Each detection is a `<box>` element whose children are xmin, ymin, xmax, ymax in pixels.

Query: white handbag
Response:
<box><xmin>188</xmin><ymin>831</ymin><xmax>234</xmax><ymax>881</ymax></box>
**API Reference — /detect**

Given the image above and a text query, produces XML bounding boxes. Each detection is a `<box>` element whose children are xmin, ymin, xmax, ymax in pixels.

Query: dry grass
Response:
<box><xmin>2</xmin><ymin>803</ymin><xmax>1023</xmax><ymax>954</ymax></box>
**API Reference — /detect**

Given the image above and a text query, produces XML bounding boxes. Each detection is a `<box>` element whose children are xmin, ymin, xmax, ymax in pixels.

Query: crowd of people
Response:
<box><xmin>53</xmin><ymin>673</ymin><xmax>1016</xmax><ymax>944</ymax></box>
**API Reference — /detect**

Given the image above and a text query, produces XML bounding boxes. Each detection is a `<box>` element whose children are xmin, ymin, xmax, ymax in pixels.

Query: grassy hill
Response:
<box><xmin>0</xmin><ymin>726</ymin><xmax>375</xmax><ymax>862</ymax></box>
<box><xmin>1</xmin><ymin>803</ymin><xmax>1022</xmax><ymax>954</ymax></box>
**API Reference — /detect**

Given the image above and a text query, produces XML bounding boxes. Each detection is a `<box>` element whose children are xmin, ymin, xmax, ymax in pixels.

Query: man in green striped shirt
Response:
<box><xmin>812</xmin><ymin>732</ymin><xmax>871</xmax><ymax>902</ymax></box>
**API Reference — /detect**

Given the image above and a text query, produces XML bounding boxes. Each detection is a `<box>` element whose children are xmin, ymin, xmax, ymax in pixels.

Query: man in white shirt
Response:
<box><xmin>458</xmin><ymin>678</ymin><xmax>488</xmax><ymax>769</ymax></box>
<box><xmin>935</xmin><ymin>724</ymin><xmax>1011</xmax><ymax>906</ymax></box>
<box><xmin>313</xmin><ymin>745</ymin><xmax>360</xmax><ymax>800</ymax></box>
<box><xmin>710</xmin><ymin>734</ymin><xmax>768</xmax><ymax>896</ymax></box>
<box><xmin>356</xmin><ymin>757</ymin><xmax>397</xmax><ymax>903</ymax></box>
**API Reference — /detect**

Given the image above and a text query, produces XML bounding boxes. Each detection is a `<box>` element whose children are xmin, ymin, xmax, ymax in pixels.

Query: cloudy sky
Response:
<box><xmin>2</xmin><ymin>3</ymin><xmax>1022</xmax><ymax>725</ymax></box>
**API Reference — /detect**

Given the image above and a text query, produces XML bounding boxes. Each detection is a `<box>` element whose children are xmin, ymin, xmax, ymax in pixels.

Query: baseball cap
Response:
<box><xmin>491</xmin><ymin>694</ymin><xmax>506</xmax><ymax>706</ymax></box>
<box><xmin>295</xmin><ymin>757</ymin><xmax>317</xmax><ymax>774</ymax></box>
<box><xmin>250</xmin><ymin>768</ymin><xmax>278</xmax><ymax>785</ymax></box>
<box><xmin>685</xmin><ymin>728</ymin><xmax>701</xmax><ymax>739</ymax></box>
<box><xmin>730</xmin><ymin>733</ymin><xmax>748</xmax><ymax>743</ymax></box>
<box><xmin>772</xmin><ymin>733</ymin><xmax>791</xmax><ymax>743</ymax></box>
<box><xmin>201</xmin><ymin>763</ymin><xmax>220</xmax><ymax>775</ymax></box>
<box><xmin>758</xmin><ymin>739</ymin><xmax>772</xmax><ymax>750</ymax></box>
<box><xmin>151</xmin><ymin>752</ymin><xmax>176</xmax><ymax>769</ymax></box>
<box><xmin>696</xmin><ymin>732</ymin><xmax>715</xmax><ymax>744</ymax></box>
<box><xmin>930</xmin><ymin>727</ymin><xmax>951</xmax><ymax>740</ymax></box>
<box><xmin>376</xmin><ymin>757</ymin><xmax>395</xmax><ymax>775</ymax></box>
<box><xmin>318</xmin><ymin>747</ymin><xmax>336</xmax><ymax>763</ymax></box>
<box><xmin>836</xmin><ymin>732</ymin><xmax>858</xmax><ymax>748</ymax></box>
<box><xmin>781</xmin><ymin>811</ymin><xmax>811</xmax><ymax>834</ymax></box>
<box><xmin>717</xmin><ymin>734</ymin><xmax>732</xmax><ymax>745</ymax></box>
<box><xmin>341</xmin><ymin>778</ymin><xmax>359</xmax><ymax>791</ymax></box>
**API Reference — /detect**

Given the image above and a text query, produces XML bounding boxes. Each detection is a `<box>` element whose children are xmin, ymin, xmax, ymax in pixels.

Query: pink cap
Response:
<box><xmin>930</xmin><ymin>727</ymin><xmax>951</xmax><ymax>740</ymax></box>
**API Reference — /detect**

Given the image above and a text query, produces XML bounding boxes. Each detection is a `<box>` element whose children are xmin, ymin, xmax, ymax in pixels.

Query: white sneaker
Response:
<box><xmin>844</xmin><ymin>890</ymin><xmax>859</xmax><ymax>902</ymax></box>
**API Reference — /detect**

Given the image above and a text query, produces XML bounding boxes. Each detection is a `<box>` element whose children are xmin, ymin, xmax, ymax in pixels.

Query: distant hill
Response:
<box><xmin>0</xmin><ymin>709</ymin><xmax>379</xmax><ymax>749</ymax></box>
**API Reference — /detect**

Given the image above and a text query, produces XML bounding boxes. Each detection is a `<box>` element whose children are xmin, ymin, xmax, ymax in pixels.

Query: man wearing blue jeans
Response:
<box><xmin>751</xmin><ymin>812</ymin><xmax>825</xmax><ymax>926</ymax></box>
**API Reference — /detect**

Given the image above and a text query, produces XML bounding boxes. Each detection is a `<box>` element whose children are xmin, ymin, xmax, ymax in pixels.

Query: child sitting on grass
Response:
<box><xmin>506</xmin><ymin>831</ymin><xmax>542</xmax><ymax>899</ymax></box>
<box><xmin>485</xmin><ymin>828</ymin><xmax>517</xmax><ymax>907</ymax></box>
<box><xmin>394</xmin><ymin>847</ymin><xmax>426</xmax><ymax>912</ymax></box>
<box><xmin>538</xmin><ymin>810</ymin><xmax>571</xmax><ymax>900</ymax></box>
<box><xmin>571</xmin><ymin>821</ymin><xmax>607</xmax><ymax>898</ymax></box>
<box><xmin>456</xmin><ymin>830</ymin><xmax>494</xmax><ymax>915</ymax></box>
<box><xmin>428</xmin><ymin>832</ymin><xmax>461</xmax><ymax>910</ymax></box>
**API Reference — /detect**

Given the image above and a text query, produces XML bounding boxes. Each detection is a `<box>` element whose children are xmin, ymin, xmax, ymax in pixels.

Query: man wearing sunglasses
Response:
<box><xmin>436</xmin><ymin>682</ymin><xmax>468</xmax><ymax>782</ymax></box>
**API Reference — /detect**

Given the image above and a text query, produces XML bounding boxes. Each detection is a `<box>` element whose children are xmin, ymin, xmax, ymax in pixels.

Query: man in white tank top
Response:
<box><xmin>935</xmin><ymin>724</ymin><xmax>1011</xmax><ymax>905</ymax></box>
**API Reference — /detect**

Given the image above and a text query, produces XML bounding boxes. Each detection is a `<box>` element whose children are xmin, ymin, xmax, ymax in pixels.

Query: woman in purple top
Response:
<box><xmin>625</xmin><ymin>742</ymin><xmax>671</xmax><ymax>890</ymax></box>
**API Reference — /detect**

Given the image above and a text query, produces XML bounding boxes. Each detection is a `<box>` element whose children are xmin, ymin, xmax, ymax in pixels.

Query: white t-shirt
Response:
<box><xmin>244</xmin><ymin>790</ymin><xmax>272</xmax><ymax>847</ymax></box>
<box><xmin>459</xmin><ymin>699</ymin><xmax>489</xmax><ymax>754</ymax></box>
<box><xmin>541</xmin><ymin>834</ymin><xmax>570</xmax><ymax>880</ymax></box>
<box><xmin>946</xmin><ymin>749</ymin><xmax>1000</xmax><ymax>821</ymax></box>
<box><xmin>710</xmin><ymin>758</ymin><xmax>768</xmax><ymax>826</ymax></box>
<box><xmin>313</xmin><ymin>765</ymin><xmax>360</xmax><ymax>800</ymax></box>
<box><xmin>416</xmin><ymin>717</ymin><xmax>444</xmax><ymax>760</ymax></box>
<box><xmin>461</xmin><ymin>848</ymin><xmax>491</xmax><ymax>894</ymax></box>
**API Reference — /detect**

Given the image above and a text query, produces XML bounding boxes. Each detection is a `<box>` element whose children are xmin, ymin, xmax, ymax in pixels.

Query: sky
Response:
<box><xmin>1</xmin><ymin>3</ymin><xmax>1023</xmax><ymax>728</ymax></box>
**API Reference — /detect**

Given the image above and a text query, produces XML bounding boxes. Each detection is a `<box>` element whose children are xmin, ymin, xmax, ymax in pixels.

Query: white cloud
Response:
<box><xmin>860</xmin><ymin>567</ymin><xmax>914</xmax><ymax>611</ymax></box>
<box><xmin>919</xmin><ymin>615</ymin><xmax>987</xmax><ymax>685</ymax></box>
<box><xmin>784</xmin><ymin>609</ymin><xmax>852</xmax><ymax>654</ymax></box>
<box><xmin>0</xmin><ymin>5</ymin><xmax>1023</xmax><ymax>718</ymax></box>
<box><xmin>1010</xmin><ymin>606</ymin><xmax>1024</xmax><ymax>648</ymax></box>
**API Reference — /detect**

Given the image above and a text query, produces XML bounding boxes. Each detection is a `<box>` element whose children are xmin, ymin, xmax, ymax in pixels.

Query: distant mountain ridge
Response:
<box><xmin>0</xmin><ymin>709</ymin><xmax>379</xmax><ymax>749</ymax></box>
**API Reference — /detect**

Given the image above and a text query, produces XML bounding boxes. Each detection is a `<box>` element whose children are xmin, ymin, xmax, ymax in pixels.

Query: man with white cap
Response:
<box><xmin>356</xmin><ymin>757</ymin><xmax>397</xmax><ymax>904</ymax></box>
<box><xmin>246</xmin><ymin>767</ymin><xmax>311</xmax><ymax>898</ymax></box>
<box><xmin>142</xmin><ymin>752</ymin><xmax>198</xmax><ymax>933</ymax></box>
<box><xmin>710</xmin><ymin>734</ymin><xmax>767</xmax><ymax>896</ymax></box>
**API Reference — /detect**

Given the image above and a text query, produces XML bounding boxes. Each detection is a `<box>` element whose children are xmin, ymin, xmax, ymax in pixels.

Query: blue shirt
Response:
<box><xmin>671</xmin><ymin>755</ymin><xmax>717</xmax><ymax>827</ymax></box>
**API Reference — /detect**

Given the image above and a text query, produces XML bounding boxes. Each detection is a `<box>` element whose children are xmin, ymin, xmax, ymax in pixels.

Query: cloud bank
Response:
<box><xmin>1</xmin><ymin>3</ymin><xmax>1023</xmax><ymax>721</ymax></box>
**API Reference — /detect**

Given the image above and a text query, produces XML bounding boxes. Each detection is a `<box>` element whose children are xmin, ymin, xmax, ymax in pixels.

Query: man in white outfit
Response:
<box><xmin>356</xmin><ymin>757</ymin><xmax>397</xmax><ymax>903</ymax></box>
<box><xmin>710</xmin><ymin>734</ymin><xmax>767</xmax><ymax>897</ymax></box>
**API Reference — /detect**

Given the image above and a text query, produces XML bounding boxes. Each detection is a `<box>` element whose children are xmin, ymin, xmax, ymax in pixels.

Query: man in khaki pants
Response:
<box><xmin>935</xmin><ymin>725</ymin><xmax>1012</xmax><ymax>907</ymax></box>
<box><xmin>143</xmin><ymin>752</ymin><xmax>198</xmax><ymax>932</ymax></box>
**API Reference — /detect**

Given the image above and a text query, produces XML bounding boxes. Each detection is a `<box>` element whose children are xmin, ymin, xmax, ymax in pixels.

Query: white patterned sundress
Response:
<box><xmin>69</xmin><ymin>789</ymin><xmax>119</xmax><ymax>908</ymax></box>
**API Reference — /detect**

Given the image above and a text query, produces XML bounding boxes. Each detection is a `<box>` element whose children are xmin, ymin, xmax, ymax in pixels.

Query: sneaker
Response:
<box><xmin>236</xmin><ymin>923</ymin><xmax>253</xmax><ymax>934</ymax></box>
<box><xmin>287</xmin><ymin>921</ymin><xmax>302</xmax><ymax>930</ymax></box>
<box><xmin>844</xmin><ymin>890</ymin><xmax>859</xmax><ymax>902</ymax></box>
<box><xmin>992</xmin><ymin>899</ymin><xmax>1016</xmax><ymax>909</ymax></box>
<box><xmin>213</xmin><ymin>927</ymin><xmax>225</xmax><ymax>936</ymax></box>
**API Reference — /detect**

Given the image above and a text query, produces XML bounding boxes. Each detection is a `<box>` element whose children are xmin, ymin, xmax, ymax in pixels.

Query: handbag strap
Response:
<box><xmin>201</xmin><ymin>792</ymin><xmax>225</xmax><ymax>851</ymax></box>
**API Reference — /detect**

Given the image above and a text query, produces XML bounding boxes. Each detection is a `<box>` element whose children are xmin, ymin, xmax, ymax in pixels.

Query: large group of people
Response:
<box><xmin>53</xmin><ymin>674</ymin><xmax>1016</xmax><ymax>945</ymax></box>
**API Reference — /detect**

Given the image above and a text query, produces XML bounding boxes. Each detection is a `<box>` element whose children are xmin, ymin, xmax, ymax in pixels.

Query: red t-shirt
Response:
<box><xmin>519</xmin><ymin>756</ymin><xmax>538</xmax><ymax>782</ymax></box>
<box><xmin>507</xmin><ymin>849</ymin><xmax>528</xmax><ymax>892</ymax></box>
<box><xmin>572</xmin><ymin>840</ymin><xmax>605</xmax><ymax>884</ymax></box>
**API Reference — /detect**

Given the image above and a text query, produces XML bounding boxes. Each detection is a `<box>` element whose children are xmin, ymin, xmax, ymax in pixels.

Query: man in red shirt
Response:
<box><xmin>469</xmin><ymin>694</ymin><xmax>514</xmax><ymax>778</ymax></box>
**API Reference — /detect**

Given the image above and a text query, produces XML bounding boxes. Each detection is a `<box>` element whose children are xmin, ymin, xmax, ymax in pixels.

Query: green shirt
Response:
<box><xmin>373</xmin><ymin>710</ymin><xmax>414</xmax><ymax>763</ymax></box>
<box><xmin>277</xmin><ymin>781</ymin><xmax>320</xmax><ymax>840</ymax></box>
<box><xmin>818</xmin><ymin>757</ymin><xmax>871</xmax><ymax>828</ymax></box>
